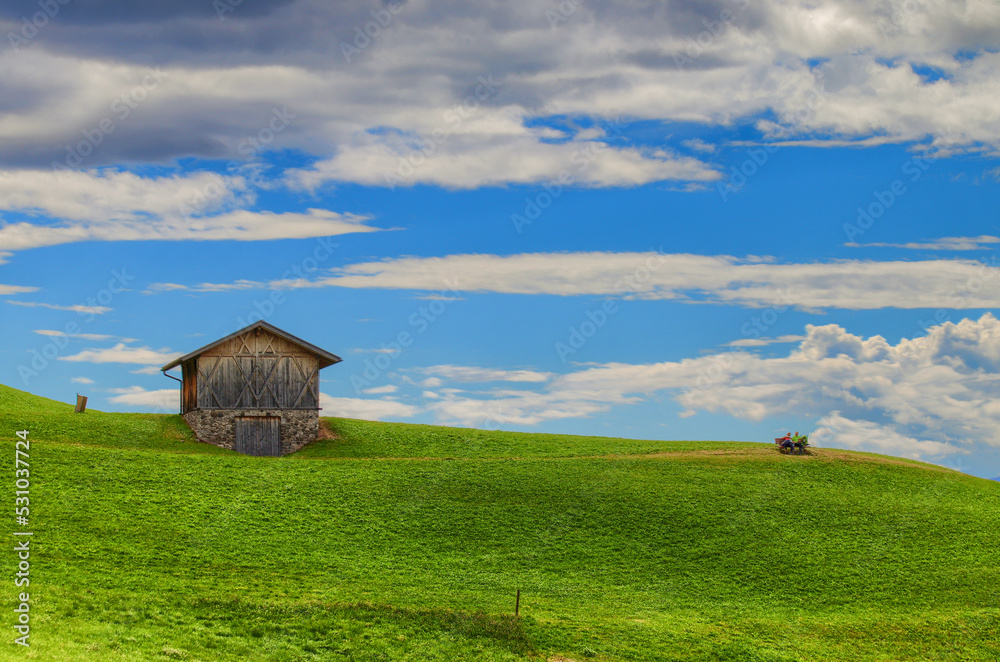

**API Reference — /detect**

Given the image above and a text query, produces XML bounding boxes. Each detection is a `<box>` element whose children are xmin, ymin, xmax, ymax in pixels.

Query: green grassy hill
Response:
<box><xmin>2</xmin><ymin>384</ymin><xmax>998</xmax><ymax>661</ymax></box>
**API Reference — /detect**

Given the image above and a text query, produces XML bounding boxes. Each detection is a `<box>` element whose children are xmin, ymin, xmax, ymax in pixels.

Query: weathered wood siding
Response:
<box><xmin>234</xmin><ymin>416</ymin><xmax>282</xmax><ymax>456</ymax></box>
<box><xmin>195</xmin><ymin>327</ymin><xmax>320</xmax><ymax>410</ymax></box>
<box><xmin>181</xmin><ymin>359</ymin><xmax>198</xmax><ymax>414</ymax></box>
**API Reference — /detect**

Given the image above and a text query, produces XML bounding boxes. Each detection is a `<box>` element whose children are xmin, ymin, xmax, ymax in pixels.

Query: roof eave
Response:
<box><xmin>159</xmin><ymin>320</ymin><xmax>342</xmax><ymax>372</ymax></box>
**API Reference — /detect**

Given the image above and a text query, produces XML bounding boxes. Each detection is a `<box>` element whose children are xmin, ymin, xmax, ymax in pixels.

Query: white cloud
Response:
<box><xmin>60</xmin><ymin>343</ymin><xmax>176</xmax><ymax>366</ymax></box>
<box><xmin>362</xmin><ymin>384</ymin><xmax>398</xmax><ymax>395</ymax></box>
<box><xmin>846</xmin><ymin>236</ymin><xmax>1000</xmax><ymax>251</ymax></box>
<box><xmin>417</xmin><ymin>315</ymin><xmax>1000</xmax><ymax>464</ymax></box>
<box><xmin>34</xmin><ymin>330</ymin><xmax>136</xmax><ymax>342</ymax></box>
<box><xmin>143</xmin><ymin>283</ymin><xmax>189</xmax><ymax>293</ymax></box>
<box><xmin>724</xmin><ymin>335</ymin><xmax>806</xmax><ymax>348</ymax></box>
<box><xmin>0</xmin><ymin>3</ymin><xmax>998</xmax><ymax>195</ymax></box>
<box><xmin>425</xmin><ymin>388</ymin><xmax>634</xmax><ymax>428</ymax></box>
<box><xmin>162</xmin><ymin>251</ymin><xmax>1000</xmax><ymax>311</ymax></box>
<box><xmin>8</xmin><ymin>300</ymin><xmax>112</xmax><ymax>315</ymax></box>
<box><xmin>0</xmin><ymin>167</ymin><xmax>380</xmax><ymax>257</ymax></box>
<box><xmin>0</xmin><ymin>284</ymin><xmax>37</xmax><ymax>295</ymax></box>
<box><xmin>319</xmin><ymin>394</ymin><xmax>418</xmax><ymax>421</ymax></box>
<box><xmin>0</xmin><ymin>169</ymin><xmax>244</xmax><ymax>227</ymax></box>
<box><xmin>108</xmin><ymin>386</ymin><xmax>178</xmax><ymax>411</ymax></box>
<box><xmin>811</xmin><ymin>413</ymin><xmax>968</xmax><ymax>460</ymax></box>
<box><xmin>420</xmin><ymin>365</ymin><xmax>553</xmax><ymax>383</ymax></box>
<box><xmin>413</xmin><ymin>294</ymin><xmax>463</xmax><ymax>301</ymax></box>
<box><xmin>291</xmin><ymin>128</ymin><xmax>720</xmax><ymax>190</ymax></box>
<box><xmin>71</xmin><ymin>377</ymin><xmax>95</xmax><ymax>385</ymax></box>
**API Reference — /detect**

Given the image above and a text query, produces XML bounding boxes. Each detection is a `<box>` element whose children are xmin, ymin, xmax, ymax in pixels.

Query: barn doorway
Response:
<box><xmin>234</xmin><ymin>416</ymin><xmax>281</xmax><ymax>456</ymax></box>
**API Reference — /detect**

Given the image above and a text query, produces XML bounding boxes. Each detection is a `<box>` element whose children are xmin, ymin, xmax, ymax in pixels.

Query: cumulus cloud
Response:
<box><xmin>319</xmin><ymin>394</ymin><xmax>419</xmax><ymax>421</ymax></box>
<box><xmin>152</xmin><ymin>251</ymin><xmax>1000</xmax><ymax>311</ymax></box>
<box><xmin>418</xmin><ymin>315</ymin><xmax>1000</xmax><ymax>464</ymax></box>
<box><xmin>71</xmin><ymin>377</ymin><xmax>95</xmax><ymax>385</ymax></box>
<box><xmin>810</xmin><ymin>413</ymin><xmax>968</xmax><ymax>460</ymax></box>
<box><xmin>0</xmin><ymin>1</ymin><xmax>998</xmax><ymax>187</ymax></box>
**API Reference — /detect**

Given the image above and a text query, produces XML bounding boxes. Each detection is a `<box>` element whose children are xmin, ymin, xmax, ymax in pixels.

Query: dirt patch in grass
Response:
<box><xmin>317</xmin><ymin>421</ymin><xmax>340</xmax><ymax>441</ymax></box>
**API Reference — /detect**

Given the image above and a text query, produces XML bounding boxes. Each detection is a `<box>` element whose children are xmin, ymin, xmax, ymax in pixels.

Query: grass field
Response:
<box><xmin>2</xmin><ymin>383</ymin><xmax>999</xmax><ymax>661</ymax></box>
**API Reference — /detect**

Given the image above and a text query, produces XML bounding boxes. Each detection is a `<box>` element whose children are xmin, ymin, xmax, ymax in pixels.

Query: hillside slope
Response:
<box><xmin>2</xmin><ymin>384</ymin><xmax>998</xmax><ymax>661</ymax></box>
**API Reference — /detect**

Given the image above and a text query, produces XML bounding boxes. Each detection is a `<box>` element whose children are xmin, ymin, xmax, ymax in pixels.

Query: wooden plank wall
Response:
<box><xmin>196</xmin><ymin>328</ymin><xmax>320</xmax><ymax>410</ymax></box>
<box><xmin>181</xmin><ymin>360</ymin><xmax>198</xmax><ymax>413</ymax></box>
<box><xmin>234</xmin><ymin>416</ymin><xmax>282</xmax><ymax>456</ymax></box>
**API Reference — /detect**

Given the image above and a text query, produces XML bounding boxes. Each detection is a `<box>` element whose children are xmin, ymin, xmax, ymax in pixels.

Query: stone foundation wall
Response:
<box><xmin>183</xmin><ymin>409</ymin><xmax>319</xmax><ymax>455</ymax></box>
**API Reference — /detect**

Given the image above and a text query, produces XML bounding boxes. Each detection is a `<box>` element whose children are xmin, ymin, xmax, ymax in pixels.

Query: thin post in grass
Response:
<box><xmin>515</xmin><ymin>588</ymin><xmax>520</xmax><ymax>617</ymax></box>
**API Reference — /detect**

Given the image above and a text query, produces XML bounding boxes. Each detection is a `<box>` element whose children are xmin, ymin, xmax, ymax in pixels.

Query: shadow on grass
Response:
<box><xmin>189</xmin><ymin>596</ymin><xmax>536</xmax><ymax>656</ymax></box>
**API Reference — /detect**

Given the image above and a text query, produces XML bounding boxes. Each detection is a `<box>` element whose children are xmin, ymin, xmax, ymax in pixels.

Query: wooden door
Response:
<box><xmin>234</xmin><ymin>416</ymin><xmax>281</xmax><ymax>456</ymax></box>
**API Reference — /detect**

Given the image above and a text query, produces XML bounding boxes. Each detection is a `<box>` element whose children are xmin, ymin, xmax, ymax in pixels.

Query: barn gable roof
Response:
<box><xmin>160</xmin><ymin>320</ymin><xmax>342</xmax><ymax>372</ymax></box>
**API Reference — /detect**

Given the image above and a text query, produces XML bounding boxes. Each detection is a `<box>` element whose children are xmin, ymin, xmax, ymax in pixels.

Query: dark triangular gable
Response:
<box><xmin>161</xmin><ymin>320</ymin><xmax>342</xmax><ymax>372</ymax></box>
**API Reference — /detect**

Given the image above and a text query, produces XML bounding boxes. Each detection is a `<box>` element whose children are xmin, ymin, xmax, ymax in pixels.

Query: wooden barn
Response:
<box><xmin>160</xmin><ymin>321</ymin><xmax>342</xmax><ymax>456</ymax></box>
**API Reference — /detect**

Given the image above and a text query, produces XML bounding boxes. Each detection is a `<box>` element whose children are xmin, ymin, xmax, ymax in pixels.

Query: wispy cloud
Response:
<box><xmin>60</xmin><ymin>343</ymin><xmax>176</xmax><ymax>366</ymax></box>
<box><xmin>319</xmin><ymin>394</ymin><xmax>418</xmax><ymax>421</ymax></box>
<box><xmin>419</xmin><ymin>365</ymin><xmax>553</xmax><ymax>383</ymax></box>
<box><xmin>8</xmin><ymin>300</ymin><xmax>112</xmax><ymax>315</ymax></box>
<box><xmin>362</xmin><ymin>384</ymin><xmax>398</xmax><ymax>395</ymax></box>
<box><xmin>107</xmin><ymin>386</ymin><xmax>177</xmax><ymax>410</ymax></box>
<box><xmin>0</xmin><ymin>170</ymin><xmax>381</xmax><ymax>264</ymax></box>
<box><xmin>846</xmin><ymin>236</ymin><xmax>1000</xmax><ymax>251</ymax></box>
<box><xmin>723</xmin><ymin>335</ymin><xmax>806</xmax><ymax>348</ymax></box>
<box><xmin>34</xmin><ymin>329</ymin><xmax>137</xmax><ymax>342</ymax></box>
<box><xmin>147</xmin><ymin>251</ymin><xmax>1000</xmax><ymax>311</ymax></box>
<box><xmin>0</xmin><ymin>284</ymin><xmax>37</xmax><ymax>295</ymax></box>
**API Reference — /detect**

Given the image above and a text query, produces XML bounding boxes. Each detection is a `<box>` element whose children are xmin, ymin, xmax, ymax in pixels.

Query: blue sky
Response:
<box><xmin>2</xmin><ymin>1</ymin><xmax>1000</xmax><ymax>477</ymax></box>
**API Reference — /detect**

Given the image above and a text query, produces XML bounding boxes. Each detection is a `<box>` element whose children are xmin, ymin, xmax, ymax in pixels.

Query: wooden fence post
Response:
<box><xmin>75</xmin><ymin>394</ymin><xmax>87</xmax><ymax>413</ymax></box>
